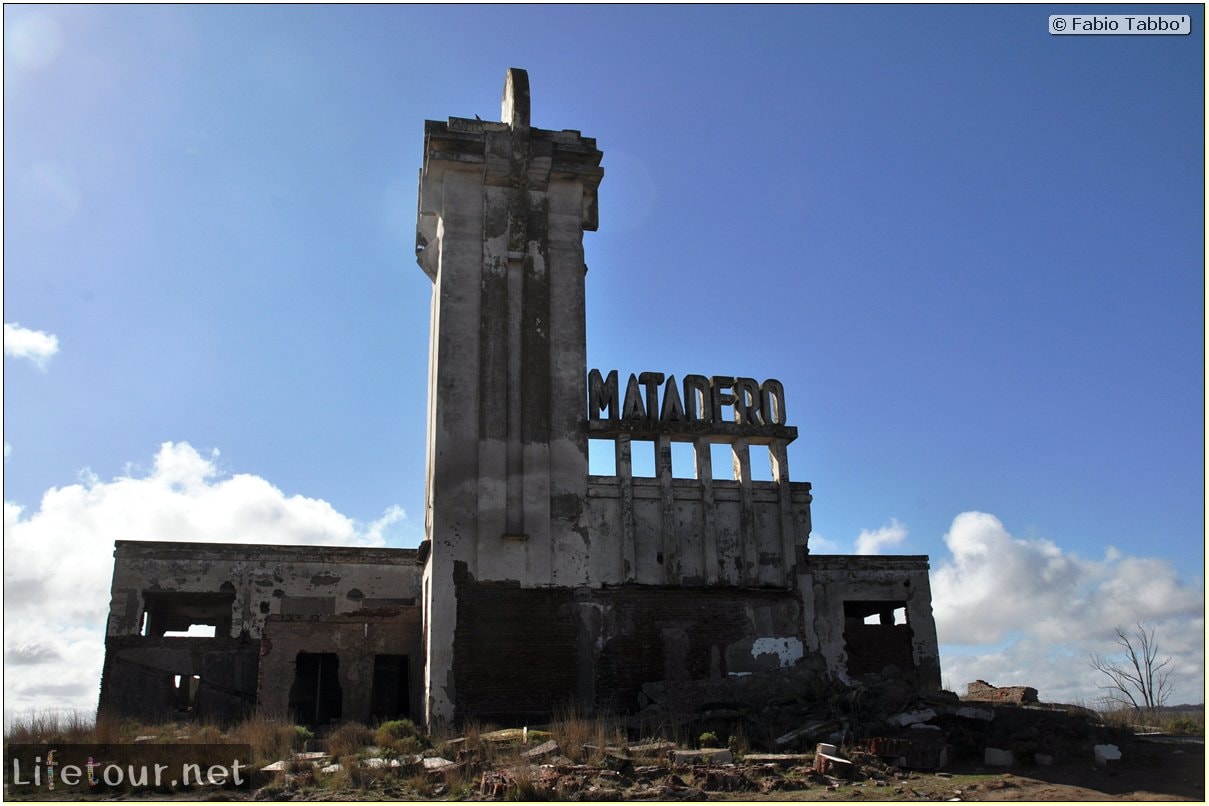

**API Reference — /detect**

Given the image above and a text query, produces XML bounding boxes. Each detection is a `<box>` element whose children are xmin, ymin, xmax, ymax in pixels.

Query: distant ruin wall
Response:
<box><xmin>963</xmin><ymin>679</ymin><xmax>1039</xmax><ymax>704</ymax></box>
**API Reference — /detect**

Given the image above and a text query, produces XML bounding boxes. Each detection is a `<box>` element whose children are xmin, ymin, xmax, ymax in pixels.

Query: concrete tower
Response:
<box><xmin>415</xmin><ymin>68</ymin><xmax>604</xmax><ymax>722</ymax></box>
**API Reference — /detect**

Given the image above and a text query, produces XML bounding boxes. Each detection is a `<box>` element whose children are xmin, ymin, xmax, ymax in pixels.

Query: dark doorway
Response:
<box><xmin>289</xmin><ymin>652</ymin><xmax>342</xmax><ymax>726</ymax></box>
<box><xmin>370</xmin><ymin>654</ymin><xmax>411</xmax><ymax>721</ymax></box>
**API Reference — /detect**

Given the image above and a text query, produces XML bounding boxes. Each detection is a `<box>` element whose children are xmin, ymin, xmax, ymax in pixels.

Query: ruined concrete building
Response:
<box><xmin>98</xmin><ymin>69</ymin><xmax>942</xmax><ymax>728</ymax></box>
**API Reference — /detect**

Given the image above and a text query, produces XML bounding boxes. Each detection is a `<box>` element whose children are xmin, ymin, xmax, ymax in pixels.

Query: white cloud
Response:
<box><xmin>4</xmin><ymin>12</ymin><xmax>63</xmax><ymax>72</ymax></box>
<box><xmin>933</xmin><ymin>511</ymin><xmax>1204</xmax><ymax>705</ymax></box>
<box><xmin>4</xmin><ymin>322</ymin><xmax>60</xmax><ymax>369</ymax></box>
<box><xmin>808</xmin><ymin>533</ymin><xmax>842</xmax><ymax>553</ymax></box>
<box><xmin>855</xmin><ymin>518</ymin><xmax>908</xmax><ymax>555</ymax></box>
<box><xmin>3</xmin><ymin>441</ymin><xmax>408</xmax><ymax>716</ymax></box>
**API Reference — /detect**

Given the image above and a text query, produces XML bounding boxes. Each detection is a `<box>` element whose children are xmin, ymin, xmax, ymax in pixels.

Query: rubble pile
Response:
<box><xmin>252</xmin><ymin>676</ymin><xmax>1135</xmax><ymax>800</ymax></box>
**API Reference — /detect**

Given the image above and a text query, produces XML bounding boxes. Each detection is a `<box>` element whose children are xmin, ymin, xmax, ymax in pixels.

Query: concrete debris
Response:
<box><xmin>742</xmin><ymin>753</ymin><xmax>810</xmax><ymax>766</ymax></box>
<box><xmin>523</xmin><ymin>739</ymin><xmax>560</xmax><ymax>759</ymax></box>
<box><xmin>480</xmin><ymin>727</ymin><xmax>531</xmax><ymax>743</ymax></box>
<box><xmin>294</xmin><ymin>751</ymin><xmax>330</xmax><ymax>763</ymax></box>
<box><xmin>955</xmin><ymin>706</ymin><xmax>994</xmax><ymax>721</ymax></box>
<box><xmin>628</xmin><ymin>740</ymin><xmax>676</xmax><ymax>755</ymax></box>
<box><xmin>1094</xmin><ymin>744</ymin><xmax>1121</xmax><ymax>766</ymax></box>
<box><xmin>1034</xmin><ymin>753</ymin><xmax>1054</xmax><ymax>766</ymax></box>
<box><xmin>860</xmin><ymin>734</ymin><xmax>949</xmax><ymax>771</ymax></box>
<box><xmin>260</xmin><ymin>752</ymin><xmax>333</xmax><ymax>773</ymax></box>
<box><xmin>671</xmin><ymin>748</ymin><xmax>733</xmax><ymax>765</ymax></box>
<box><xmin>888</xmin><ymin>708</ymin><xmax>937</xmax><ymax>727</ymax></box>
<box><xmin>422</xmin><ymin>756</ymin><xmax>456</xmax><ymax>771</ymax></box>
<box><xmin>813</xmin><ymin>751</ymin><xmax>854</xmax><ymax>778</ymax></box>
<box><xmin>775</xmin><ymin>720</ymin><xmax>835</xmax><ymax>747</ymax></box>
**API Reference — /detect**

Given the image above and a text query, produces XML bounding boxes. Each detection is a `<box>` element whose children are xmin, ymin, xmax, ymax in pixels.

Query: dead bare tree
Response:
<box><xmin>1089</xmin><ymin>623</ymin><xmax>1172</xmax><ymax>715</ymax></box>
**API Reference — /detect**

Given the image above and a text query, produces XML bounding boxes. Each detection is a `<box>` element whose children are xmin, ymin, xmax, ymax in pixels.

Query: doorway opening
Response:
<box><xmin>288</xmin><ymin>652</ymin><xmax>342</xmax><ymax>726</ymax></box>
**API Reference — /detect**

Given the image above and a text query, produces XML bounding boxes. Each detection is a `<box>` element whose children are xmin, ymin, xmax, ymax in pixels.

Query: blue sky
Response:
<box><xmin>4</xmin><ymin>5</ymin><xmax>1204</xmax><ymax>713</ymax></box>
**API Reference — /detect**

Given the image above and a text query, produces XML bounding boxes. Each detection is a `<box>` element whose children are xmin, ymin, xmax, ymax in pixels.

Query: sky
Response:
<box><xmin>3</xmin><ymin>4</ymin><xmax>1204</xmax><ymax>716</ymax></box>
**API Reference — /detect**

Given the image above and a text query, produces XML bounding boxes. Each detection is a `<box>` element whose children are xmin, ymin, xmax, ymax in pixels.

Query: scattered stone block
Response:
<box><xmin>888</xmin><ymin>708</ymin><xmax>936</xmax><ymax>727</ymax></box>
<box><xmin>955</xmin><ymin>706</ymin><xmax>994</xmax><ymax>721</ymax></box>
<box><xmin>741</xmin><ymin>753</ymin><xmax>810</xmax><ymax>766</ymax></box>
<box><xmin>523</xmin><ymin>739</ymin><xmax>559</xmax><ymax>759</ymax></box>
<box><xmin>1094</xmin><ymin>744</ymin><xmax>1121</xmax><ymax>766</ymax></box>
<box><xmin>671</xmin><ymin>748</ymin><xmax>733</xmax><ymax>766</ymax></box>
<box><xmin>775</xmin><ymin>720</ymin><xmax>834</xmax><ymax>747</ymax></box>
<box><xmin>628</xmin><ymin>740</ymin><xmax>676</xmax><ymax>756</ymax></box>
<box><xmin>813</xmin><ymin>752</ymin><xmax>854</xmax><ymax>778</ymax></box>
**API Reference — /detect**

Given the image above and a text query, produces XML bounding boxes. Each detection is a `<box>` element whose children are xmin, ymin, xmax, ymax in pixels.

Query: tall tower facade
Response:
<box><xmin>416</xmin><ymin>69</ymin><xmax>603</xmax><ymax>722</ymax></box>
<box><xmin>416</xmin><ymin>70</ymin><xmax>939</xmax><ymax>726</ymax></box>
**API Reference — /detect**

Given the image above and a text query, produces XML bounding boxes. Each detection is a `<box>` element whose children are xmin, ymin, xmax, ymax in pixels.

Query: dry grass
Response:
<box><xmin>550</xmin><ymin>704</ymin><xmax>625</xmax><ymax>764</ymax></box>
<box><xmin>6</xmin><ymin>710</ymin><xmax>103</xmax><ymax>744</ymax></box>
<box><xmin>228</xmin><ymin>716</ymin><xmax>298</xmax><ymax>764</ymax></box>
<box><xmin>1097</xmin><ymin>705</ymin><xmax>1205</xmax><ymax>735</ymax></box>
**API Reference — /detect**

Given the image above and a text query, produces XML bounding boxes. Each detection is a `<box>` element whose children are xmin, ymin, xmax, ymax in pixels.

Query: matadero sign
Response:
<box><xmin>587</xmin><ymin>368</ymin><xmax>797</xmax><ymax>442</ymax></box>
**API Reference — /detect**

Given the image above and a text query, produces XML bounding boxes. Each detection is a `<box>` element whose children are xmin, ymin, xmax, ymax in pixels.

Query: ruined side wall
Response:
<box><xmin>98</xmin><ymin>637</ymin><xmax>260</xmax><ymax>724</ymax></box>
<box><xmin>800</xmin><ymin>555</ymin><xmax>942</xmax><ymax>689</ymax></box>
<box><xmin>451</xmin><ymin>570</ymin><xmax>806</xmax><ymax>723</ymax></box>
<box><xmin>99</xmin><ymin>541</ymin><xmax>419</xmax><ymax>724</ymax></box>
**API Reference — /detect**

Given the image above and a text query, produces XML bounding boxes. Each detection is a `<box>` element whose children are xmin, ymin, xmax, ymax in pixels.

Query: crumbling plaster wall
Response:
<box><xmin>106</xmin><ymin>541</ymin><xmax>419</xmax><ymax>639</ymax></box>
<box><xmin>585</xmin><ymin>476</ymin><xmax>812</xmax><ymax>587</ymax></box>
<box><xmin>800</xmin><ymin>555</ymin><xmax>942</xmax><ymax>689</ymax></box>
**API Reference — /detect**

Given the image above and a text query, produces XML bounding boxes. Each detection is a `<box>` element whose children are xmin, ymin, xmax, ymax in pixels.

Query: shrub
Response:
<box><xmin>699</xmin><ymin>731</ymin><xmax>721</xmax><ymax>748</ymax></box>
<box><xmin>294</xmin><ymin>724</ymin><xmax>315</xmax><ymax>748</ymax></box>
<box><xmin>375</xmin><ymin>719</ymin><xmax>426</xmax><ymax>755</ymax></box>
<box><xmin>326</xmin><ymin>722</ymin><xmax>375</xmax><ymax>759</ymax></box>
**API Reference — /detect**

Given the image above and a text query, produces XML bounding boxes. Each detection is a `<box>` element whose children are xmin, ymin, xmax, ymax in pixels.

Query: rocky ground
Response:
<box><xmin>7</xmin><ymin>674</ymin><xmax>1203</xmax><ymax>801</ymax></box>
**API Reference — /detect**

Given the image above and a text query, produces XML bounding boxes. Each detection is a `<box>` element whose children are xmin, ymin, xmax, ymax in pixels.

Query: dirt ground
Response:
<box><xmin>748</xmin><ymin>738</ymin><xmax>1205</xmax><ymax>802</ymax></box>
<box><xmin>10</xmin><ymin>737</ymin><xmax>1202</xmax><ymax>802</ymax></box>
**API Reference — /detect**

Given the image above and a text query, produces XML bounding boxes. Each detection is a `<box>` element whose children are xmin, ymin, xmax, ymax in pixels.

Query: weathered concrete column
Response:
<box><xmin>415</xmin><ymin>69</ymin><xmax>603</xmax><ymax>723</ymax></box>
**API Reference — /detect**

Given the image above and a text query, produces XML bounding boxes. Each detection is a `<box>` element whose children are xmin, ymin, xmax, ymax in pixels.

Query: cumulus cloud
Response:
<box><xmin>3</xmin><ymin>441</ymin><xmax>408</xmax><ymax>716</ymax></box>
<box><xmin>808</xmin><ymin>533</ymin><xmax>842</xmax><ymax>553</ymax></box>
<box><xmin>933</xmin><ymin>512</ymin><xmax>1204</xmax><ymax>705</ymax></box>
<box><xmin>855</xmin><ymin>518</ymin><xmax>908</xmax><ymax>555</ymax></box>
<box><xmin>4</xmin><ymin>322</ymin><xmax>60</xmax><ymax>368</ymax></box>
